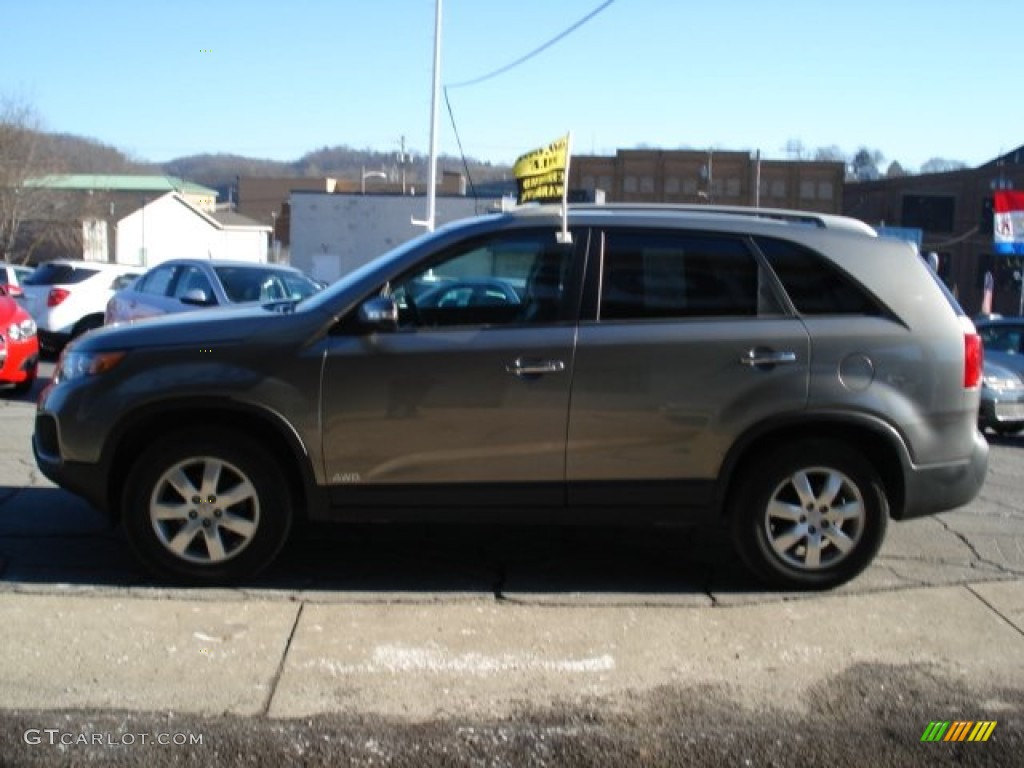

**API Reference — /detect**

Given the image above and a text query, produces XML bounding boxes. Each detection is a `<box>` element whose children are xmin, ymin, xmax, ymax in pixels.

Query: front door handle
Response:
<box><xmin>740</xmin><ymin>349</ymin><xmax>798</xmax><ymax>367</ymax></box>
<box><xmin>506</xmin><ymin>358</ymin><xmax>566</xmax><ymax>376</ymax></box>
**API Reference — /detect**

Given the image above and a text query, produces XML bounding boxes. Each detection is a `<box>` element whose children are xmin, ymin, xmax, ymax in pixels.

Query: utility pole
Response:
<box><xmin>398</xmin><ymin>135</ymin><xmax>409</xmax><ymax>196</ymax></box>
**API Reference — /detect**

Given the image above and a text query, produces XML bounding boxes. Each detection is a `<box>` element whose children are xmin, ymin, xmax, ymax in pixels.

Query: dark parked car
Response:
<box><xmin>105</xmin><ymin>259</ymin><xmax>322</xmax><ymax>325</ymax></box>
<box><xmin>34</xmin><ymin>204</ymin><xmax>988</xmax><ymax>589</ymax></box>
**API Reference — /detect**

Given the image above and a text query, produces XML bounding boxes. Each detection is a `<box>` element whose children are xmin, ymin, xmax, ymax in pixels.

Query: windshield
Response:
<box><xmin>296</xmin><ymin>225</ymin><xmax>458</xmax><ymax>314</ymax></box>
<box><xmin>215</xmin><ymin>266</ymin><xmax>321</xmax><ymax>303</ymax></box>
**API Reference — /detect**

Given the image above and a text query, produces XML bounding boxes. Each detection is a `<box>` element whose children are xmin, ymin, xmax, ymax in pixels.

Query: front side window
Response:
<box><xmin>136</xmin><ymin>265</ymin><xmax>176</xmax><ymax>296</ymax></box>
<box><xmin>390</xmin><ymin>230</ymin><xmax>575</xmax><ymax>328</ymax></box>
<box><xmin>172</xmin><ymin>266</ymin><xmax>215</xmax><ymax>300</ymax></box>
<box><xmin>599</xmin><ymin>231</ymin><xmax>760</xmax><ymax>320</ymax></box>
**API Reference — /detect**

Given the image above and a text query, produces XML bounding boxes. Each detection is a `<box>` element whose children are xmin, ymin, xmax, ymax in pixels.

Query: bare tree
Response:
<box><xmin>0</xmin><ymin>97</ymin><xmax>66</xmax><ymax>264</ymax></box>
<box><xmin>813</xmin><ymin>145</ymin><xmax>847</xmax><ymax>163</ymax></box>
<box><xmin>886</xmin><ymin>160</ymin><xmax>907</xmax><ymax>178</ymax></box>
<box><xmin>920</xmin><ymin>157</ymin><xmax>968</xmax><ymax>175</ymax></box>
<box><xmin>850</xmin><ymin>147</ymin><xmax>885</xmax><ymax>181</ymax></box>
<box><xmin>783</xmin><ymin>139</ymin><xmax>807</xmax><ymax>160</ymax></box>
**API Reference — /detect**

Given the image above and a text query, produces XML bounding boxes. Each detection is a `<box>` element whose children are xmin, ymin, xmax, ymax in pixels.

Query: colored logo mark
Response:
<box><xmin>920</xmin><ymin>721</ymin><xmax>997</xmax><ymax>742</ymax></box>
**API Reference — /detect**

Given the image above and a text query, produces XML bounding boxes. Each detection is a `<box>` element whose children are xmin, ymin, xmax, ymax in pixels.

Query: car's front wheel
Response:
<box><xmin>730</xmin><ymin>440</ymin><xmax>888</xmax><ymax>590</ymax></box>
<box><xmin>122</xmin><ymin>429</ymin><xmax>292</xmax><ymax>584</ymax></box>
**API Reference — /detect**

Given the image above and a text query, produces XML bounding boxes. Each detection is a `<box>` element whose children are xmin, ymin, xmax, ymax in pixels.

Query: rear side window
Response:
<box><xmin>754</xmin><ymin>237</ymin><xmax>882</xmax><ymax>316</ymax></box>
<box><xmin>979</xmin><ymin>325</ymin><xmax>1023</xmax><ymax>354</ymax></box>
<box><xmin>23</xmin><ymin>263</ymin><xmax>99</xmax><ymax>286</ymax></box>
<box><xmin>600</xmin><ymin>231</ymin><xmax>760</xmax><ymax>319</ymax></box>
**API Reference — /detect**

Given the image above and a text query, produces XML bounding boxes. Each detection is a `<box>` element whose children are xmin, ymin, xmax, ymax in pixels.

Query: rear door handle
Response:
<box><xmin>506</xmin><ymin>358</ymin><xmax>566</xmax><ymax>376</ymax></box>
<box><xmin>740</xmin><ymin>349</ymin><xmax>798</xmax><ymax>367</ymax></box>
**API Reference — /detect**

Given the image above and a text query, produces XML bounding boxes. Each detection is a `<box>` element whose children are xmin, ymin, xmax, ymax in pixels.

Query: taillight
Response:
<box><xmin>47</xmin><ymin>288</ymin><xmax>70</xmax><ymax>307</ymax></box>
<box><xmin>964</xmin><ymin>332</ymin><xmax>983</xmax><ymax>388</ymax></box>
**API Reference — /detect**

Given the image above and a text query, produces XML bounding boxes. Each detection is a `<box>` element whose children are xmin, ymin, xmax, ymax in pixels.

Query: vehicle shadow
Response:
<box><xmin>985</xmin><ymin>431</ymin><xmax>1024</xmax><ymax>448</ymax></box>
<box><xmin>0</xmin><ymin>486</ymin><xmax>754</xmax><ymax>596</ymax></box>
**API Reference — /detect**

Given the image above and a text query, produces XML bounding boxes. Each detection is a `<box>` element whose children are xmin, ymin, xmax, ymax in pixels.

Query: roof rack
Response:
<box><xmin>509</xmin><ymin>202</ymin><xmax>877</xmax><ymax>236</ymax></box>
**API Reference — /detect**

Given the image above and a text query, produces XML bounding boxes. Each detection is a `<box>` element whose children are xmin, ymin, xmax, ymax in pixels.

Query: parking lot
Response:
<box><xmin>1</xmin><ymin>363</ymin><xmax>1023</xmax><ymax>766</ymax></box>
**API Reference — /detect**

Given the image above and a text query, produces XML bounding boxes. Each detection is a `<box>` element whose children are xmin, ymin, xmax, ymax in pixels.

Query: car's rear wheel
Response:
<box><xmin>730</xmin><ymin>440</ymin><xmax>888</xmax><ymax>590</ymax></box>
<box><xmin>122</xmin><ymin>429</ymin><xmax>292</xmax><ymax>584</ymax></box>
<box><xmin>71</xmin><ymin>314</ymin><xmax>104</xmax><ymax>339</ymax></box>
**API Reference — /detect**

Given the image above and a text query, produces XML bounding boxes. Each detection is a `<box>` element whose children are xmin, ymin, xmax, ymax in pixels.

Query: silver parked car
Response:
<box><xmin>976</xmin><ymin>316</ymin><xmax>1024</xmax><ymax>435</ymax></box>
<box><xmin>34</xmin><ymin>204</ymin><xmax>988</xmax><ymax>589</ymax></box>
<box><xmin>105</xmin><ymin>259</ymin><xmax>322</xmax><ymax>325</ymax></box>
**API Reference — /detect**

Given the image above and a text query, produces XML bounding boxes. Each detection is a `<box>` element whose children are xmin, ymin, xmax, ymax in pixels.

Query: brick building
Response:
<box><xmin>842</xmin><ymin>145</ymin><xmax>1024</xmax><ymax>315</ymax></box>
<box><xmin>569</xmin><ymin>149</ymin><xmax>845</xmax><ymax>213</ymax></box>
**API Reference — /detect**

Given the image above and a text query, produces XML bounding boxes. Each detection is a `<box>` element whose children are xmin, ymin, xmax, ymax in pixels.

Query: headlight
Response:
<box><xmin>983</xmin><ymin>373</ymin><xmax>1024</xmax><ymax>393</ymax></box>
<box><xmin>6</xmin><ymin>318</ymin><xmax>36</xmax><ymax>342</ymax></box>
<box><xmin>53</xmin><ymin>350</ymin><xmax>126</xmax><ymax>384</ymax></box>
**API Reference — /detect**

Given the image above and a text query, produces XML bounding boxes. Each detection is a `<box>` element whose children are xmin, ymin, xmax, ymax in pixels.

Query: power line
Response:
<box><xmin>446</xmin><ymin>0</ymin><xmax>617</xmax><ymax>89</ymax></box>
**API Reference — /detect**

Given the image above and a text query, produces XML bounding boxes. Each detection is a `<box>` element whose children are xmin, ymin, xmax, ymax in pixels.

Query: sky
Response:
<box><xmin>1</xmin><ymin>0</ymin><xmax>1020</xmax><ymax>172</ymax></box>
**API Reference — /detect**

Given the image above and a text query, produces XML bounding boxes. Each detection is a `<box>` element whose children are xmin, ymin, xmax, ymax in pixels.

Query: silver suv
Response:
<box><xmin>33</xmin><ymin>205</ymin><xmax>989</xmax><ymax>589</ymax></box>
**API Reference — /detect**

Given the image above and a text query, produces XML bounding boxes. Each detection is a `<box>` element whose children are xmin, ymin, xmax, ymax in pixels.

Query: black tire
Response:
<box><xmin>992</xmin><ymin>424</ymin><xmax>1024</xmax><ymax>436</ymax></box>
<box><xmin>730</xmin><ymin>440</ymin><xmax>888</xmax><ymax>590</ymax></box>
<box><xmin>122</xmin><ymin>429</ymin><xmax>292</xmax><ymax>584</ymax></box>
<box><xmin>71</xmin><ymin>314</ymin><xmax>104</xmax><ymax>339</ymax></box>
<box><xmin>12</xmin><ymin>368</ymin><xmax>36</xmax><ymax>395</ymax></box>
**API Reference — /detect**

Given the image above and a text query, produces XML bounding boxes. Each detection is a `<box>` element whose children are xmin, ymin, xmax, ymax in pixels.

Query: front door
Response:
<box><xmin>321</xmin><ymin>228</ymin><xmax>585</xmax><ymax>508</ymax></box>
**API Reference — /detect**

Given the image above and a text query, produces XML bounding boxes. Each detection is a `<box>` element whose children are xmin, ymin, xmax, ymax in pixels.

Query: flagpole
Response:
<box><xmin>558</xmin><ymin>131</ymin><xmax>572</xmax><ymax>244</ymax></box>
<box><xmin>413</xmin><ymin>0</ymin><xmax>442</xmax><ymax>233</ymax></box>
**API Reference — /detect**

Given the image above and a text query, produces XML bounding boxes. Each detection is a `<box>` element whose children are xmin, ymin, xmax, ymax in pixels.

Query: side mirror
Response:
<box><xmin>180</xmin><ymin>289</ymin><xmax>214</xmax><ymax>306</ymax></box>
<box><xmin>0</xmin><ymin>284</ymin><xmax>23</xmax><ymax>298</ymax></box>
<box><xmin>359</xmin><ymin>296</ymin><xmax>399</xmax><ymax>330</ymax></box>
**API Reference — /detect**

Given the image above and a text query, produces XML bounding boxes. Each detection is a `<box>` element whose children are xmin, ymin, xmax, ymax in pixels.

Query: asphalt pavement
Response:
<box><xmin>1</xmin><ymin>366</ymin><xmax>1023</xmax><ymax>766</ymax></box>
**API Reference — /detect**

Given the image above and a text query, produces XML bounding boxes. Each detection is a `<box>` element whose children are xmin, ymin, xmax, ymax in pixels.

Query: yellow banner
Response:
<box><xmin>513</xmin><ymin>134</ymin><xmax>570</xmax><ymax>204</ymax></box>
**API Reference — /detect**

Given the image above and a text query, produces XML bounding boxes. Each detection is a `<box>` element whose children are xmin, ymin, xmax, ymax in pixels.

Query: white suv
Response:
<box><xmin>21</xmin><ymin>260</ymin><xmax>142</xmax><ymax>353</ymax></box>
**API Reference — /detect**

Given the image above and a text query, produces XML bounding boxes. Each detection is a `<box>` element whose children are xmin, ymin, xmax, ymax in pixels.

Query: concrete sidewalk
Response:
<box><xmin>0</xmin><ymin>580</ymin><xmax>1021</xmax><ymax>721</ymax></box>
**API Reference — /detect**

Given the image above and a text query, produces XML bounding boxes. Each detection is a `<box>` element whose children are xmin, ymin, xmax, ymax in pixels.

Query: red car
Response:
<box><xmin>0</xmin><ymin>285</ymin><xmax>39</xmax><ymax>394</ymax></box>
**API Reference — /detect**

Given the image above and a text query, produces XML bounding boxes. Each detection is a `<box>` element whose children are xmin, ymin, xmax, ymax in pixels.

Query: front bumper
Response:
<box><xmin>38</xmin><ymin>330</ymin><xmax>72</xmax><ymax>354</ymax></box>
<box><xmin>0</xmin><ymin>341</ymin><xmax>39</xmax><ymax>384</ymax></box>
<box><xmin>979</xmin><ymin>388</ymin><xmax>1024</xmax><ymax>429</ymax></box>
<box><xmin>33</xmin><ymin>421</ymin><xmax>113</xmax><ymax>517</ymax></box>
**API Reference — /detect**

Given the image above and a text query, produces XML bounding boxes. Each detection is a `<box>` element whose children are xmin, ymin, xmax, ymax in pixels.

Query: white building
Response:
<box><xmin>289</xmin><ymin>193</ymin><xmax>494</xmax><ymax>283</ymax></box>
<box><xmin>115</xmin><ymin>192</ymin><xmax>271</xmax><ymax>267</ymax></box>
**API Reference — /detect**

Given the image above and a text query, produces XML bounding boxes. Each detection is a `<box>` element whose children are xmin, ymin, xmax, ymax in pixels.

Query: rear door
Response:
<box><xmin>567</xmin><ymin>228</ymin><xmax>810</xmax><ymax>509</ymax></box>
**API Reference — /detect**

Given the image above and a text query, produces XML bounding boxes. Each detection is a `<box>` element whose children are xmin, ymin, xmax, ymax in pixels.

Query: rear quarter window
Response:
<box><xmin>754</xmin><ymin>236</ymin><xmax>883</xmax><ymax>316</ymax></box>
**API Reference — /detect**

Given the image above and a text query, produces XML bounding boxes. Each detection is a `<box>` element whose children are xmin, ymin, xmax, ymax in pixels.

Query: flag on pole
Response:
<box><xmin>513</xmin><ymin>133</ymin><xmax>573</xmax><ymax>243</ymax></box>
<box><xmin>994</xmin><ymin>190</ymin><xmax>1024</xmax><ymax>255</ymax></box>
<box><xmin>513</xmin><ymin>134</ymin><xmax>570</xmax><ymax>205</ymax></box>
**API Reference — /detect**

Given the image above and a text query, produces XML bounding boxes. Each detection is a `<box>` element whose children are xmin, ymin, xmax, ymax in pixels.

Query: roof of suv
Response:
<box><xmin>509</xmin><ymin>203</ymin><xmax>878</xmax><ymax>236</ymax></box>
<box><xmin>31</xmin><ymin>259</ymin><xmax>141</xmax><ymax>273</ymax></box>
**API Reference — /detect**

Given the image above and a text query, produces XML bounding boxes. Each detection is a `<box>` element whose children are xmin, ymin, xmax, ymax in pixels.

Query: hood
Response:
<box><xmin>0</xmin><ymin>296</ymin><xmax>29</xmax><ymax>328</ymax></box>
<box><xmin>74</xmin><ymin>302</ymin><xmax>329</xmax><ymax>352</ymax></box>
<box><xmin>983</xmin><ymin>359</ymin><xmax>1024</xmax><ymax>386</ymax></box>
